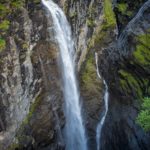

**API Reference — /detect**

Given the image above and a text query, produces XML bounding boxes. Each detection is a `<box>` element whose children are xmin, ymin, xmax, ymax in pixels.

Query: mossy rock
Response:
<box><xmin>81</xmin><ymin>53</ymin><xmax>101</xmax><ymax>95</ymax></box>
<box><xmin>119</xmin><ymin>70</ymin><xmax>143</xmax><ymax>98</ymax></box>
<box><xmin>87</xmin><ymin>0</ymin><xmax>116</xmax><ymax>49</ymax></box>
<box><xmin>119</xmin><ymin>68</ymin><xmax>149</xmax><ymax>99</ymax></box>
<box><xmin>87</xmin><ymin>19</ymin><xmax>95</xmax><ymax>28</ymax></box>
<box><xmin>133</xmin><ymin>32</ymin><xmax>150</xmax><ymax>68</ymax></box>
<box><xmin>21</xmin><ymin>93</ymin><xmax>43</xmax><ymax>126</ymax></box>
<box><xmin>0</xmin><ymin>20</ymin><xmax>10</xmax><ymax>31</ymax></box>
<box><xmin>0</xmin><ymin>37</ymin><xmax>6</xmax><ymax>52</ymax></box>
<box><xmin>104</xmin><ymin>0</ymin><xmax>116</xmax><ymax>27</ymax></box>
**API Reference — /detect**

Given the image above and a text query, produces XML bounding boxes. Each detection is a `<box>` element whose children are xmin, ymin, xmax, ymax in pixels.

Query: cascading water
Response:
<box><xmin>42</xmin><ymin>0</ymin><xmax>87</xmax><ymax>150</ymax></box>
<box><xmin>95</xmin><ymin>53</ymin><xmax>101</xmax><ymax>79</ymax></box>
<box><xmin>95</xmin><ymin>53</ymin><xmax>109</xmax><ymax>150</ymax></box>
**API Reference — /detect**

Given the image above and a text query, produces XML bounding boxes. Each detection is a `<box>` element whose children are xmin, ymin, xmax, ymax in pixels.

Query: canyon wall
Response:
<box><xmin>0</xmin><ymin>0</ymin><xmax>149</xmax><ymax>150</ymax></box>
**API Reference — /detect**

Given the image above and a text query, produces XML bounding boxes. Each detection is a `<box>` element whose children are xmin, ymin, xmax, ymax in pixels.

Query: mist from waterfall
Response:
<box><xmin>42</xmin><ymin>0</ymin><xmax>87</xmax><ymax>150</ymax></box>
<box><xmin>95</xmin><ymin>53</ymin><xmax>109</xmax><ymax>150</ymax></box>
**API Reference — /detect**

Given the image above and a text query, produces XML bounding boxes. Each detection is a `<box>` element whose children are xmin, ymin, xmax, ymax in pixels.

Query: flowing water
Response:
<box><xmin>42</xmin><ymin>0</ymin><xmax>87</xmax><ymax>150</ymax></box>
<box><xmin>95</xmin><ymin>53</ymin><xmax>109</xmax><ymax>150</ymax></box>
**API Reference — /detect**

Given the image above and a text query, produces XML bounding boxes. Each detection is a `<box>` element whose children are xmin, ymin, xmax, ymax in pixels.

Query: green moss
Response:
<box><xmin>11</xmin><ymin>0</ymin><xmax>24</xmax><ymax>9</ymax></box>
<box><xmin>0</xmin><ymin>20</ymin><xmax>10</xmax><ymax>31</ymax></box>
<box><xmin>120</xmin><ymin>79</ymin><xmax>130</xmax><ymax>93</ymax></box>
<box><xmin>0</xmin><ymin>38</ymin><xmax>6</xmax><ymax>52</ymax></box>
<box><xmin>87</xmin><ymin>0</ymin><xmax>116</xmax><ymax>49</ymax></box>
<box><xmin>0</xmin><ymin>4</ymin><xmax>6</xmax><ymax>12</ymax></box>
<box><xmin>133</xmin><ymin>32</ymin><xmax>150</xmax><ymax>66</ymax></box>
<box><xmin>22</xmin><ymin>94</ymin><xmax>42</xmax><ymax>125</ymax></box>
<box><xmin>119</xmin><ymin>70</ymin><xmax>143</xmax><ymax>98</ymax></box>
<box><xmin>81</xmin><ymin>54</ymin><xmax>100</xmax><ymax>93</ymax></box>
<box><xmin>87</xmin><ymin>19</ymin><xmax>95</xmax><ymax>27</ymax></box>
<box><xmin>104</xmin><ymin>0</ymin><xmax>116</xmax><ymax>27</ymax></box>
<box><xmin>0</xmin><ymin>4</ymin><xmax>10</xmax><ymax>18</ymax></box>
<box><xmin>88</xmin><ymin>20</ymin><xmax>114</xmax><ymax>51</ymax></box>
<box><xmin>117</xmin><ymin>3</ymin><xmax>128</xmax><ymax>14</ymax></box>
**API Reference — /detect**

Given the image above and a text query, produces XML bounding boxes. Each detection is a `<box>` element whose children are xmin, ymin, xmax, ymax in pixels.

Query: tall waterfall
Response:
<box><xmin>42</xmin><ymin>0</ymin><xmax>87</xmax><ymax>150</ymax></box>
<box><xmin>95</xmin><ymin>53</ymin><xmax>109</xmax><ymax>150</ymax></box>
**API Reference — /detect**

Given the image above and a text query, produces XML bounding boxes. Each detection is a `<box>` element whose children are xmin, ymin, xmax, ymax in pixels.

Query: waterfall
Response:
<box><xmin>95</xmin><ymin>53</ymin><xmax>101</xmax><ymax>79</ymax></box>
<box><xmin>95</xmin><ymin>53</ymin><xmax>109</xmax><ymax>150</ymax></box>
<box><xmin>42</xmin><ymin>1</ymin><xmax>87</xmax><ymax>150</ymax></box>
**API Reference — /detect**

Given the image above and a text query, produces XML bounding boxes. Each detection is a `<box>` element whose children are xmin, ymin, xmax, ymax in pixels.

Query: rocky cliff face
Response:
<box><xmin>0</xmin><ymin>0</ymin><xmax>150</xmax><ymax>150</ymax></box>
<box><xmin>0</xmin><ymin>1</ymin><xmax>64</xmax><ymax>150</ymax></box>
<box><xmin>98</xmin><ymin>1</ymin><xmax>150</xmax><ymax>150</ymax></box>
<box><xmin>63</xmin><ymin>0</ymin><xmax>150</xmax><ymax>149</ymax></box>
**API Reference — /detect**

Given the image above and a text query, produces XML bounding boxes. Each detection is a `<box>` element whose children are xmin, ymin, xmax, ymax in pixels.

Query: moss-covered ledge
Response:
<box><xmin>118</xmin><ymin>30</ymin><xmax>150</xmax><ymax>100</ymax></box>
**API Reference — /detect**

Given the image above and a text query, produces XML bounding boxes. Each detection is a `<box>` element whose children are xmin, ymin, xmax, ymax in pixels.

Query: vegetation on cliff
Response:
<box><xmin>137</xmin><ymin>97</ymin><xmax>150</xmax><ymax>132</ymax></box>
<box><xmin>0</xmin><ymin>0</ymin><xmax>41</xmax><ymax>51</ymax></box>
<box><xmin>81</xmin><ymin>0</ymin><xmax>116</xmax><ymax>99</ymax></box>
<box><xmin>133</xmin><ymin>32</ymin><xmax>150</xmax><ymax>67</ymax></box>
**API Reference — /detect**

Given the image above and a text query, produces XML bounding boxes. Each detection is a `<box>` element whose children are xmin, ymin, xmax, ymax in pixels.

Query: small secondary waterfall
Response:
<box><xmin>42</xmin><ymin>0</ymin><xmax>87</xmax><ymax>150</ymax></box>
<box><xmin>95</xmin><ymin>53</ymin><xmax>109</xmax><ymax>150</ymax></box>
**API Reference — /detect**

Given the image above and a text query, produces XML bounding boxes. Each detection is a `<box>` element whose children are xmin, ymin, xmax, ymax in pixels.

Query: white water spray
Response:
<box><xmin>42</xmin><ymin>1</ymin><xmax>87</xmax><ymax>150</ymax></box>
<box><xmin>95</xmin><ymin>53</ymin><xmax>101</xmax><ymax>79</ymax></box>
<box><xmin>95</xmin><ymin>52</ymin><xmax>109</xmax><ymax>150</ymax></box>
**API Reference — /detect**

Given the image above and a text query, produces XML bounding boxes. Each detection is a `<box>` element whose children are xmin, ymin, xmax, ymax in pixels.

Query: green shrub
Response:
<box><xmin>0</xmin><ymin>20</ymin><xmax>10</xmax><ymax>31</ymax></box>
<box><xmin>136</xmin><ymin>97</ymin><xmax>150</xmax><ymax>132</ymax></box>
<box><xmin>0</xmin><ymin>38</ymin><xmax>6</xmax><ymax>52</ymax></box>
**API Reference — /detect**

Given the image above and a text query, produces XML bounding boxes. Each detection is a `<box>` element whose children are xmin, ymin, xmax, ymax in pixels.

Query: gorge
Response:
<box><xmin>0</xmin><ymin>0</ymin><xmax>150</xmax><ymax>150</ymax></box>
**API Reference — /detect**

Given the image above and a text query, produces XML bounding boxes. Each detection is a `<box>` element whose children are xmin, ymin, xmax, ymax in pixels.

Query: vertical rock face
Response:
<box><xmin>63</xmin><ymin>0</ymin><xmax>150</xmax><ymax>149</ymax></box>
<box><xmin>0</xmin><ymin>2</ymin><xmax>64</xmax><ymax>150</ymax></box>
<box><xmin>0</xmin><ymin>7</ymin><xmax>35</xmax><ymax>149</ymax></box>
<box><xmin>98</xmin><ymin>1</ymin><xmax>150</xmax><ymax>150</ymax></box>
